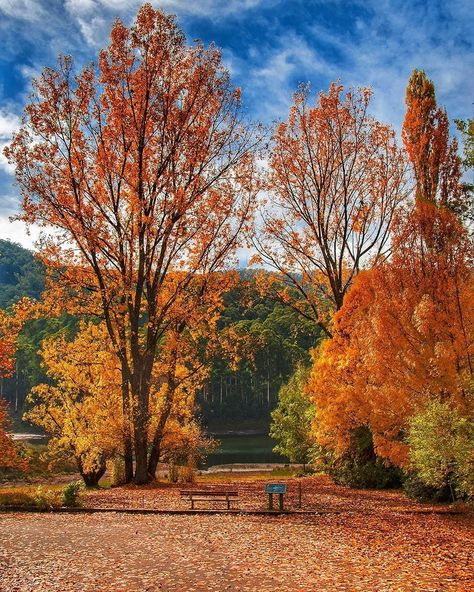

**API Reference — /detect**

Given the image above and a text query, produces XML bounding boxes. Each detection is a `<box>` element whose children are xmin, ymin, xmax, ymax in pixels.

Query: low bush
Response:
<box><xmin>33</xmin><ymin>486</ymin><xmax>61</xmax><ymax>509</ymax></box>
<box><xmin>315</xmin><ymin>427</ymin><xmax>403</xmax><ymax>490</ymax></box>
<box><xmin>62</xmin><ymin>481</ymin><xmax>83</xmax><ymax>507</ymax></box>
<box><xmin>402</xmin><ymin>473</ymin><xmax>453</xmax><ymax>503</ymax></box>
<box><xmin>330</xmin><ymin>457</ymin><xmax>402</xmax><ymax>489</ymax></box>
<box><xmin>107</xmin><ymin>456</ymin><xmax>126</xmax><ymax>487</ymax></box>
<box><xmin>406</xmin><ymin>400</ymin><xmax>474</xmax><ymax>501</ymax></box>
<box><xmin>177</xmin><ymin>464</ymin><xmax>196</xmax><ymax>484</ymax></box>
<box><xmin>0</xmin><ymin>490</ymin><xmax>36</xmax><ymax>507</ymax></box>
<box><xmin>0</xmin><ymin>483</ymin><xmax>83</xmax><ymax>509</ymax></box>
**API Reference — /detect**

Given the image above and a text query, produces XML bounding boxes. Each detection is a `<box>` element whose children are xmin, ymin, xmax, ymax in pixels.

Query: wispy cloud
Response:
<box><xmin>0</xmin><ymin>0</ymin><xmax>472</xmax><ymax>249</ymax></box>
<box><xmin>0</xmin><ymin>0</ymin><xmax>47</xmax><ymax>22</ymax></box>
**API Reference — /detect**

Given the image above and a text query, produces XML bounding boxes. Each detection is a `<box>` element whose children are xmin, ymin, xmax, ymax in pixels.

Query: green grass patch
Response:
<box><xmin>0</xmin><ymin>481</ymin><xmax>83</xmax><ymax>509</ymax></box>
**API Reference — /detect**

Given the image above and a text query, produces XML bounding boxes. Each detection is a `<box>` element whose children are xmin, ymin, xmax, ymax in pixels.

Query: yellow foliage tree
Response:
<box><xmin>26</xmin><ymin>270</ymin><xmax>228</xmax><ymax>484</ymax></box>
<box><xmin>25</xmin><ymin>322</ymin><xmax>123</xmax><ymax>486</ymax></box>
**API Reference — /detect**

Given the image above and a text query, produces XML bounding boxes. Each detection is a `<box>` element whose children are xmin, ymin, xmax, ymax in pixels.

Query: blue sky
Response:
<box><xmin>0</xmin><ymin>0</ymin><xmax>473</xmax><ymax>248</ymax></box>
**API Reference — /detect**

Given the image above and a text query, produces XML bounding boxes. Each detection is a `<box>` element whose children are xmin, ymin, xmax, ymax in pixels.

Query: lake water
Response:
<box><xmin>14</xmin><ymin>432</ymin><xmax>289</xmax><ymax>468</ymax></box>
<box><xmin>204</xmin><ymin>434</ymin><xmax>288</xmax><ymax>467</ymax></box>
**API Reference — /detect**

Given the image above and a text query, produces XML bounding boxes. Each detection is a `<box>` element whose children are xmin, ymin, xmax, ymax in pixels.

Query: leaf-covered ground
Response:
<box><xmin>1</xmin><ymin>476</ymin><xmax>473</xmax><ymax>591</ymax></box>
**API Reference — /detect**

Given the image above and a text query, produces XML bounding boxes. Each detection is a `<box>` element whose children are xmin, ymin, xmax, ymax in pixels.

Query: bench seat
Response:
<box><xmin>180</xmin><ymin>490</ymin><xmax>239</xmax><ymax>510</ymax></box>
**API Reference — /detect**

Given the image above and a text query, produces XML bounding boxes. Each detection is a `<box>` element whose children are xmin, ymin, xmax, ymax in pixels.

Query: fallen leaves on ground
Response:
<box><xmin>0</xmin><ymin>475</ymin><xmax>473</xmax><ymax>591</ymax></box>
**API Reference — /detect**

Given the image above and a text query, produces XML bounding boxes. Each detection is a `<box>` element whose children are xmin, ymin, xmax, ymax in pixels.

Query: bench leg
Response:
<box><xmin>191</xmin><ymin>498</ymin><xmax>194</xmax><ymax>510</ymax></box>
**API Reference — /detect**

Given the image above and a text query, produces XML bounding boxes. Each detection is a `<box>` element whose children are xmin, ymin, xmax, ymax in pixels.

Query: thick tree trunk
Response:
<box><xmin>147</xmin><ymin>396</ymin><xmax>173</xmax><ymax>480</ymax></box>
<box><xmin>77</xmin><ymin>456</ymin><xmax>107</xmax><ymax>488</ymax></box>
<box><xmin>129</xmin><ymin>364</ymin><xmax>152</xmax><ymax>484</ymax></box>
<box><xmin>147</xmin><ymin>350</ymin><xmax>178</xmax><ymax>480</ymax></box>
<box><xmin>121</xmin><ymin>375</ymin><xmax>134</xmax><ymax>483</ymax></box>
<box><xmin>134</xmin><ymin>436</ymin><xmax>149</xmax><ymax>484</ymax></box>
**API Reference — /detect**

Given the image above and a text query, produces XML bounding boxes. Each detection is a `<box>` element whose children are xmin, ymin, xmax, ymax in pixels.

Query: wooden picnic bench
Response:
<box><xmin>180</xmin><ymin>489</ymin><xmax>239</xmax><ymax>510</ymax></box>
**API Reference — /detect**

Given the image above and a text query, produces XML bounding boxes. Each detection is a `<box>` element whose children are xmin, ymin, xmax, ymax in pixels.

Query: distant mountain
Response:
<box><xmin>0</xmin><ymin>239</ymin><xmax>44</xmax><ymax>308</ymax></box>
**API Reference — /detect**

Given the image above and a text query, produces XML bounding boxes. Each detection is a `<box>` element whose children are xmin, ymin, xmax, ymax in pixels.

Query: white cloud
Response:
<box><xmin>65</xmin><ymin>0</ymin><xmax>272</xmax><ymax>23</ymax></box>
<box><xmin>0</xmin><ymin>215</ymin><xmax>41</xmax><ymax>250</ymax></box>
<box><xmin>231</xmin><ymin>33</ymin><xmax>336</xmax><ymax>122</ymax></box>
<box><xmin>0</xmin><ymin>110</ymin><xmax>20</xmax><ymax>175</ymax></box>
<box><xmin>0</xmin><ymin>0</ymin><xmax>46</xmax><ymax>22</ymax></box>
<box><xmin>302</xmin><ymin>0</ymin><xmax>474</xmax><ymax>136</ymax></box>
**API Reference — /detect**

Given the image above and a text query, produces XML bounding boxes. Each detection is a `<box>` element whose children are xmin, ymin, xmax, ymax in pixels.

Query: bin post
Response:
<box><xmin>268</xmin><ymin>492</ymin><xmax>273</xmax><ymax>511</ymax></box>
<box><xmin>279</xmin><ymin>492</ymin><xmax>284</xmax><ymax>511</ymax></box>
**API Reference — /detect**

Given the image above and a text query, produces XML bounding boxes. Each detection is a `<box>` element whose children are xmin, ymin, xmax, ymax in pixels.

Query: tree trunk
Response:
<box><xmin>121</xmin><ymin>374</ymin><xmax>134</xmax><ymax>483</ymax></box>
<box><xmin>147</xmin><ymin>353</ymin><xmax>178</xmax><ymax>480</ymax></box>
<box><xmin>129</xmin><ymin>361</ymin><xmax>153</xmax><ymax>484</ymax></box>
<box><xmin>147</xmin><ymin>400</ymin><xmax>173</xmax><ymax>480</ymax></box>
<box><xmin>134</xmin><ymin>425</ymin><xmax>149</xmax><ymax>485</ymax></box>
<box><xmin>77</xmin><ymin>456</ymin><xmax>107</xmax><ymax>488</ymax></box>
<box><xmin>147</xmin><ymin>403</ymin><xmax>171</xmax><ymax>480</ymax></box>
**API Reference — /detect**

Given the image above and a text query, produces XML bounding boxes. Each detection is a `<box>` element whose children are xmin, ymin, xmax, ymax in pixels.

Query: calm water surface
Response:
<box><xmin>204</xmin><ymin>434</ymin><xmax>288</xmax><ymax>467</ymax></box>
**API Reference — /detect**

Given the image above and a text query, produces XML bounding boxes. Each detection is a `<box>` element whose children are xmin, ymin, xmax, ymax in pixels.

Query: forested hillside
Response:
<box><xmin>0</xmin><ymin>239</ymin><xmax>44</xmax><ymax>308</ymax></box>
<box><xmin>200</xmin><ymin>273</ymin><xmax>320</xmax><ymax>426</ymax></box>
<box><xmin>0</xmin><ymin>240</ymin><xmax>78</xmax><ymax>416</ymax></box>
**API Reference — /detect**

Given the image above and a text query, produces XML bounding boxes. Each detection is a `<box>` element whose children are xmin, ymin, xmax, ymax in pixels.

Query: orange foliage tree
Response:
<box><xmin>307</xmin><ymin>71</ymin><xmax>473</xmax><ymax>468</ymax></box>
<box><xmin>254</xmin><ymin>83</ymin><xmax>408</xmax><ymax>335</ymax></box>
<box><xmin>308</xmin><ymin>203</ymin><xmax>474</xmax><ymax>466</ymax></box>
<box><xmin>5</xmin><ymin>5</ymin><xmax>259</xmax><ymax>483</ymax></box>
<box><xmin>402</xmin><ymin>69</ymin><xmax>465</xmax><ymax>213</ymax></box>
<box><xmin>0</xmin><ymin>402</ymin><xmax>23</xmax><ymax>471</ymax></box>
<box><xmin>0</xmin><ymin>298</ymin><xmax>33</xmax><ymax>378</ymax></box>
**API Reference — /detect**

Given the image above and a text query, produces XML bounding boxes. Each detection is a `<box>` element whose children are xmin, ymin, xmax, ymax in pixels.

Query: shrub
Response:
<box><xmin>320</xmin><ymin>427</ymin><xmax>402</xmax><ymax>489</ymax></box>
<box><xmin>168</xmin><ymin>463</ymin><xmax>179</xmax><ymax>483</ymax></box>
<box><xmin>33</xmin><ymin>486</ymin><xmax>60</xmax><ymax>509</ymax></box>
<box><xmin>406</xmin><ymin>400</ymin><xmax>474</xmax><ymax>501</ymax></box>
<box><xmin>402</xmin><ymin>473</ymin><xmax>452</xmax><ymax>503</ymax></box>
<box><xmin>108</xmin><ymin>456</ymin><xmax>126</xmax><ymax>487</ymax></box>
<box><xmin>62</xmin><ymin>481</ymin><xmax>83</xmax><ymax>507</ymax></box>
<box><xmin>0</xmin><ymin>490</ymin><xmax>36</xmax><ymax>507</ymax></box>
<box><xmin>177</xmin><ymin>463</ymin><xmax>196</xmax><ymax>484</ymax></box>
<box><xmin>330</xmin><ymin>457</ymin><xmax>402</xmax><ymax>489</ymax></box>
<box><xmin>0</xmin><ymin>486</ymin><xmax>68</xmax><ymax>509</ymax></box>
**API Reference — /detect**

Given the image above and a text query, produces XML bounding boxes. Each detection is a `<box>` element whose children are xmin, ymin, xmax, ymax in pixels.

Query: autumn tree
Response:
<box><xmin>0</xmin><ymin>401</ymin><xmax>25</xmax><ymax>471</ymax></box>
<box><xmin>254</xmin><ymin>83</ymin><xmax>408</xmax><ymax>335</ymax></box>
<box><xmin>145</xmin><ymin>270</ymin><xmax>235</xmax><ymax>478</ymax></box>
<box><xmin>455</xmin><ymin>118</ymin><xmax>474</xmax><ymax>222</ymax></box>
<box><xmin>402</xmin><ymin>69</ymin><xmax>465</xmax><ymax>214</ymax></box>
<box><xmin>0</xmin><ymin>298</ymin><xmax>33</xmax><ymax>379</ymax></box>
<box><xmin>407</xmin><ymin>400</ymin><xmax>474</xmax><ymax>500</ymax></box>
<box><xmin>25</xmin><ymin>322</ymin><xmax>123</xmax><ymax>485</ymax></box>
<box><xmin>5</xmin><ymin>5</ymin><xmax>260</xmax><ymax>483</ymax></box>
<box><xmin>27</xmin><ymin>271</ymin><xmax>227</xmax><ymax>486</ymax></box>
<box><xmin>307</xmin><ymin>204</ymin><xmax>474</xmax><ymax>467</ymax></box>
